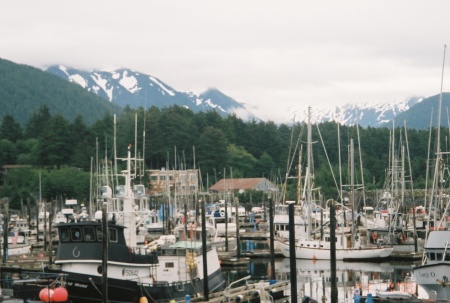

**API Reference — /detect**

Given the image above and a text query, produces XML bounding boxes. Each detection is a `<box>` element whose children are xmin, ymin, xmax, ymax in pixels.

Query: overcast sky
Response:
<box><xmin>2</xmin><ymin>1</ymin><xmax>450</xmax><ymax>123</ymax></box>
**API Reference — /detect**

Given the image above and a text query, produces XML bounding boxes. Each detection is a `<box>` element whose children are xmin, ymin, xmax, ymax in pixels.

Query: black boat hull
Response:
<box><xmin>38</xmin><ymin>267</ymin><xmax>225</xmax><ymax>303</ymax></box>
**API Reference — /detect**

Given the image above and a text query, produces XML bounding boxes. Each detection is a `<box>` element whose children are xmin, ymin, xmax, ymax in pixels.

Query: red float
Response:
<box><xmin>52</xmin><ymin>287</ymin><xmax>69</xmax><ymax>302</ymax></box>
<box><xmin>39</xmin><ymin>288</ymin><xmax>54</xmax><ymax>302</ymax></box>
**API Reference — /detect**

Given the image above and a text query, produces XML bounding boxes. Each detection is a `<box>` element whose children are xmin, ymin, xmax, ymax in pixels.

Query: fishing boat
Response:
<box><xmin>274</xmin><ymin>108</ymin><xmax>393</xmax><ymax>261</ymax></box>
<box><xmin>26</xmin><ymin>143</ymin><xmax>226</xmax><ymax>303</ymax></box>
<box><xmin>46</xmin><ymin>219</ymin><xmax>225</xmax><ymax>303</ymax></box>
<box><xmin>413</xmin><ymin>230</ymin><xmax>450</xmax><ymax>300</ymax></box>
<box><xmin>275</xmin><ymin>230</ymin><xmax>393</xmax><ymax>260</ymax></box>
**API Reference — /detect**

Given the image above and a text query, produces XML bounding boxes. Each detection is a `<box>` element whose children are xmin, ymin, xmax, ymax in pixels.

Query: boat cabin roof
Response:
<box><xmin>425</xmin><ymin>230</ymin><xmax>450</xmax><ymax>249</ymax></box>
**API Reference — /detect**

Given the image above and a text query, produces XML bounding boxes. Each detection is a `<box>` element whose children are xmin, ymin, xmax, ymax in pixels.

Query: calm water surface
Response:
<box><xmin>221</xmin><ymin>256</ymin><xmax>427</xmax><ymax>302</ymax></box>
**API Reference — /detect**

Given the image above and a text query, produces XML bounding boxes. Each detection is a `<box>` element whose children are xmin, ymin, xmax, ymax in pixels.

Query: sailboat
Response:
<box><xmin>364</xmin><ymin>123</ymin><xmax>425</xmax><ymax>258</ymax></box>
<box><xmin>413</xmin><ymin>45</ymin><xmax>450</xmax><ymax>300</ymax></box>
<box><xmin>275</xmin><ymin>107</ymin><xmax>393</xmax><ymax>261</ymax></box>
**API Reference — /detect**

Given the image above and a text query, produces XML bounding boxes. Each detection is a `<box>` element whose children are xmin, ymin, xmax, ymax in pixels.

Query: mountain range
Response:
<box><xmin>45</xmin><ymin>65</ymin><xmax>255</xmax><ymax>120</ymax></box>
<box><xmin>0</xmin><ymin>56</ymin><xmax>448</xmax><ymax>129</ymax></box>
<box><xmin>46</xmin><ymin>65</ymin><xmax>450</xmax><ymax>129</ymax></box>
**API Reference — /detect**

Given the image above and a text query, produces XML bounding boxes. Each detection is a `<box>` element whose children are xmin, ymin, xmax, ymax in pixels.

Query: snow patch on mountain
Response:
<box><xmin>311</xmin><ymin>97</ymin><xmax>423</xmax><ymax>127</ymax></box>
<box><xmin>119</xmin><ymin>71</ymin><xmax>140</xmax><ymax>94</ymax></box>
<box><xmin>149</xmin><ymin>76</ymin><xmax>175</xmax><ymax>97</ymax></box>
<box><xmin>69</xmin><ymin>74</ymin><xmax>88</xmax><ymax>88</ymax></box>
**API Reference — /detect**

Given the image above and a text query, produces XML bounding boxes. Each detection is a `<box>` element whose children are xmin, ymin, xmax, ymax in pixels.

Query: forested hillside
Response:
<box><xmin>0</xmin><ymin>58</ymin><xmax>122</xmax><ymax>125</ymax></box>
<box><xmin>0</xmin><ymin>105</ymin><xmax>439</xmax><ymax>210</ymax></box>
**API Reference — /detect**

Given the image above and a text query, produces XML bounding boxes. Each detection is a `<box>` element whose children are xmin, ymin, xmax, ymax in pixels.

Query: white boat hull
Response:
<box><xmin>275</xmin><ymin>238</ymin><xmax>393</xmax><ymax>260</ymax></box>
<box><xmin>375</xmin><ymin>290</ymin><xmax>412</xmax><ymax>299</ymax></box>
<box><xmin>413</xmin><ymin>263</ymin><xmax>450</xmax><ymax>300</ymax></box>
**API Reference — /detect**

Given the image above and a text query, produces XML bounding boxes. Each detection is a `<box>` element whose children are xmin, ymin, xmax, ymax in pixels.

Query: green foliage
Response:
<box><xmin>0</xmin><ymin>103</ymin><xmax>446</xmax><ymax>210</ymax></box>
<box><xmin>226</xmin><ymin>144</ymin><xmax>257</xmax><ymax>178</ymax></box>
<box><xmin>0</xmin><ymin>139</ymin><xmax>17</xmax><ymax>166</ymax></box>
<box><xmin>0</xmin><ymin>114</ymin><xmax>22</xmax><ymax>142</ymax></box>
<box><xmin>0</xmin><ymin>58</ymin><xmax>121</xmax><ymax>126</ymax></box>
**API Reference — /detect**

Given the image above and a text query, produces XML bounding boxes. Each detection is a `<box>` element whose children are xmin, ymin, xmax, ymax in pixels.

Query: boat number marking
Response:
<box><xmin>73</xmin><ymin>246</ymin><xmax>80</xmax><ymax>258</ymax></box>
<box><xmin>123</xmin><ymin>269</ymin><xmax>139</xmax><ymax>276</ymax></box>
<box><xmin>418</xmin><ymin>271</ymin><xmax>435</xmax><ymax>278</ymax></box>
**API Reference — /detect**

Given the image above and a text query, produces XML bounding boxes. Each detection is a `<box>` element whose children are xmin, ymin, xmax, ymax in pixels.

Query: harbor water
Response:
<box><xmin>222</xmin><ymin>240</ymin><xmax>428</xmax><ymax>302</ymax></box>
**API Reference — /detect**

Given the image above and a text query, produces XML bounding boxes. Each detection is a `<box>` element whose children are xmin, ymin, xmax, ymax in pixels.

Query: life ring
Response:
<box><xmin>220</xmin><ymin>211</ymin><xmax>225</xmax><ymax>217</ymax></box>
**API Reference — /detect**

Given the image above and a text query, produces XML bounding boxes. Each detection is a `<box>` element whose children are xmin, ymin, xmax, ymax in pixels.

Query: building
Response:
<box><xmin>147</xmin><ymin>169</ymin><xmax>199</xmax><ymax>196</ymax></box>
<box><xmin>209</xmin><ymin>178</ymin><xmax>278</xmax><ymax>194</ymax></box>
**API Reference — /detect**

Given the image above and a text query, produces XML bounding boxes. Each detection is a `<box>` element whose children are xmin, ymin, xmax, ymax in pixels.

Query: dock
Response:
<box><xmin>191</xmin><ymin>280</ymin><xmax>289</xmax><ymax>303</ymax></box>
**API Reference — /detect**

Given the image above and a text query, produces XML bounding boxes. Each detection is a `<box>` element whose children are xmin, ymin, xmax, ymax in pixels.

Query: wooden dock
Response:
<box><xmin>191</xmin><ymin>280</ymin><xmax>290</xmax><ymax>303</ymax></box>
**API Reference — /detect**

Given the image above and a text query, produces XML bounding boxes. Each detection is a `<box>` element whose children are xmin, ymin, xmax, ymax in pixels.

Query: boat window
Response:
<box><xmin>165</xmin><ymin>262</ymin><xmax>174</xmax><ymax>268</ymax></box>
<box><xmin>71</xmin><ymin>227</ymin><xmax>82</xmax><ymax>241</ymax></box>
<box><xmin>60</xmin><ymin>227</ymin><xmax>70</xmax><ymax>242</ymax></box>
<box><xmin>83</xmin><ymin>226</ymin><xmax>95</xmax><ymax>241</ymax></box>
<box><xmin>436</xmin><ymin>253</ymin><xmax>443</xmax><ymax>261</ymax></box>
<box><xmin>96</xmin><ymin>227</ymin><xmax>103</xmax><ymax>241</ymax></box>
<box><xmin>109</xmin><ymin>227</ymin><xmax>118</xmax><ymax>242</ymax></box>
<box><xmin>445</xmin><ymin>254</ymin><xmax>450</xmax><ymax>261</ymax></box>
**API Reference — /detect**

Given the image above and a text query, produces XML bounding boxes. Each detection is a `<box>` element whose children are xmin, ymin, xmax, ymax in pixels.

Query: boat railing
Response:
<box><xmin>157</xmin><ymin>245</ymin><xmax>207</xmax><ymax>257</ymax></box>
<box><xmin>131</xmin><ymin>246</ymin><xmax>160</xmax><ymax>256</ymax></box>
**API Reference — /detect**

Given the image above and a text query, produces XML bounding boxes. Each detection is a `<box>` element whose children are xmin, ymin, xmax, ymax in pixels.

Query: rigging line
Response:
<box><xmin>315</xmin><ymin>124</ymin><xmax>340</xmax><ymax>199</ymax></box>
<box><xmin>283</xmin><ymin>122</ymin><xmax>305</xmax><ymax>202</ymax></box>
<box><xmin>424</xmin><ymin>109</ymin><xmax>433</xmax><ymax>215</ymax></box>
<box><xmin>403</xmin><ymin>121</ymin><xmax>415</xmax><ymax>201</ymax></box>
<box><xmin>356</xmin><ymin>121</ymin><xmax>366</xmax><ymax>208</ymax></box>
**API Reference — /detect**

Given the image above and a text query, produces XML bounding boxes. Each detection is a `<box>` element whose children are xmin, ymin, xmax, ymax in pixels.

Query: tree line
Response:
<box><xmin>0</xmin><ymin>104</ymin><xmax>442</xmax><ymax>210</ymax></box>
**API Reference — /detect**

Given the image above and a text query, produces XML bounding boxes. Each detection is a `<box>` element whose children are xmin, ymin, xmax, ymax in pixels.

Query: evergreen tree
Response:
<box><xmin>197</xmin><ymin>126</ymin><xmax>228</xmax><ymax>181</ymax></box>
<box><xmin>0</xmin><ymin>139</ymin><xmax>17</xmax><ymax>166</ymax></box>
<box><xmin>25</xmin><ymin>105</ymin><xmax>52</xmax><ymax>139</ymax></box>
<box><xmin>0</xmin><ymin>114</ymin><xmax>23</xmax><ymax>142</ymax></box>
<box><xmin>38</xmin><ymin>114</ymin><xmax>72</xmax><ymax>168</ymax></box>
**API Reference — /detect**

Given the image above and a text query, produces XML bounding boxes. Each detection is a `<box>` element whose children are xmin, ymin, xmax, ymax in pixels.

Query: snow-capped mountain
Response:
<box><xmin>311</xmin><ymin>97</ymin><xmax>424</xmax><ymax>127</ymax></box>
<box><xmin>46</xmin><ymin>64</ymin><xmax>428</xmax><ymax>127</ymax></box>
<box><xmin>46</xmin><ymin>65</ymin><xmax>256</xmax><ymax>120</ymax></box>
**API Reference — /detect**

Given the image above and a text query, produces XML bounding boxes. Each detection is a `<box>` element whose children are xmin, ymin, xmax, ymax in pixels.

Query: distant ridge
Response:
<box><xmin>46</xmin><ymin>66</ymin><xmax>258</xmax><ymax>121</ymax></box>
<box><xmin>46</xmin><ymin>65</ymin><xmax>441</xmax><ymax>129</ymax></box>
<box><xmin>0</xmin><ymin>58</ymin><xmax>121</xmax><ymax>125</ymax></box>
<box><xmin>0</xmin><ymin>56</ymin><xmax>447</xmax><ymax>129</ymax></box>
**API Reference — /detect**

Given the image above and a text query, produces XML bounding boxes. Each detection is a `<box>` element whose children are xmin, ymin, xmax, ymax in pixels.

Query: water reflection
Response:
<box><xmin>221</xmin><ymin>258</ymin><xmax>425</xmax><ymax>302</ymax></box>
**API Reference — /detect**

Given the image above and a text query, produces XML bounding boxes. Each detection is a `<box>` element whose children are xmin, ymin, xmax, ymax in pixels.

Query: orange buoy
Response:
<box><xmin>140</xmin><ymin>296</ymin><xmax>149</xmax><ymax>303</ymax></box>
<box><xmin>39</xmin><ymin>287</ymin><xmax>54</xmax><ymax>302</ymax></box>
<box><xmin>52</xmin><ymin>287</ymin><xmax>68</xmax><ymax>302</ymax></box>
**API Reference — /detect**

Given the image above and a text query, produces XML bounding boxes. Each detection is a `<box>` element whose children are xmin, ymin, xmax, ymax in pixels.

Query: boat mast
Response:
<box><xmin>306</xmin><ymin>107</ymin><xmax>313</xmax><ymax>234</ymax></box>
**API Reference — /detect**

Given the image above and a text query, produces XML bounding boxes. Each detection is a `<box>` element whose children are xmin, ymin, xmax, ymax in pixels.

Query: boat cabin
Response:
<box><xmin>55</xmin><ymin>221</ymin><xmax>158</xmax><ymax>265</ymax></box>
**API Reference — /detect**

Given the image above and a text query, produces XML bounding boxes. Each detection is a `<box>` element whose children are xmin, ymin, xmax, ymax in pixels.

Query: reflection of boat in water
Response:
<box><xmin>275</xmin><ymin>258</ymin><xmax>417</xmax><ymax>301</ymax></box>
<box><xmin>277</xmin><ymin>258</ymin><xmax>394</xmax><ymax>277</ymax></box>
